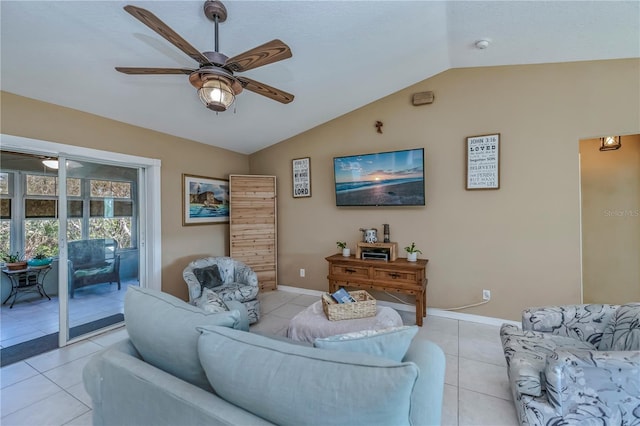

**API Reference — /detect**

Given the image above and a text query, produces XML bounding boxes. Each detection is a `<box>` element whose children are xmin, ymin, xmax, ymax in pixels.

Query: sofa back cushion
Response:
<box><xmin>313</xmin><ymin>326</ymin><xmax>418</xmax><ymax>362</ymax></box>
<box><xmin>522</xmin><ymin>304</ymin><xmax>618</xmax><ymax>346</ymax></box>
<box><xmin>198</xmin><ymin>326</ymin><xmax>419</xmax><ymax>426</ymax></box>
<box><xmin>599</xmin><ymin>303</ymin><xmax>640</xmax><ymax>351</ymax></box>
<box><xmin>124</xmin><ymin>286</ymin><xmax>242</xmax><ymax>391</ymax></box>
<box><xmin>68</xmin><ymin>238</ymin><xmax>117</xmax><ymax>268</ymax></box>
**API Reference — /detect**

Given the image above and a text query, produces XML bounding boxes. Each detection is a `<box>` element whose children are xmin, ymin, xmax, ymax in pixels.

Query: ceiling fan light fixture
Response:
<box><xmin>42</xmin><ymin>160</ymin><xmax>60</xmax><ymax>169</ymax></box>
<box><xmin>198</xmin><ymin>77</ymin><xmax>235</xmax><ymax>112</ymax></box>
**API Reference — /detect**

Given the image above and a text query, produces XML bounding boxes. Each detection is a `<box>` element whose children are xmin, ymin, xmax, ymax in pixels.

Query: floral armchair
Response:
<box><xmin>183</xmin><ymin>257</ymin><xmax>260</xmax><ymax>324</ymax></box>
<box><xmin>500</xmin><ymin>303</ymin><xmax>640</xmax><ymax>425</ymax></box>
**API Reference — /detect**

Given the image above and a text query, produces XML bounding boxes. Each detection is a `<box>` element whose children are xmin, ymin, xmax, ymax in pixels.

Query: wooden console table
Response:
<box><xmin>325</xmin><ymin>254</ymin><xmax>428</xmax><ymax>326</ymax></box>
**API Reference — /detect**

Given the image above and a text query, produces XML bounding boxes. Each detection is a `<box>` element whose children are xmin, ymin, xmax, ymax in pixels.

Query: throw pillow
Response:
<box><xmin>197</xmin><ymin>325</ymin><xmax>418</xmax><ymax>426</ymax></box>
<box><xmin>600</xmin><ymin>303</ymin><xmax>640</xmax><ymax>351</ymax></box>
<box><xmin>124</xmin><ymin>286</ymin><xmax>242</xmax><ymax>391</ymax></box>
<box><xmin>194</xmin><ymin>288</ymin><xmax>229</xmax><ymax>314</ymax></box>
<box><xmin>313</xmin><ymin>325</ymin><xmax>419</xmax><ymax>362</ymax></box>
<box><xmin>193</xmin><ymin>265</ymin><xmax>224</xmax><ymax>289</ymax></box>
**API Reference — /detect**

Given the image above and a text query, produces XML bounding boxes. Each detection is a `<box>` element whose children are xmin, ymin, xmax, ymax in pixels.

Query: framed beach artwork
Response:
<box><xmin>333</xmin><ymin>148</ymin><xmax>425</xmax><ymax>206</ymax></box>
<box><xmin>182</xmin><ymin>174</ymin><xmax>230</xmax><ymax>225</ymax></box>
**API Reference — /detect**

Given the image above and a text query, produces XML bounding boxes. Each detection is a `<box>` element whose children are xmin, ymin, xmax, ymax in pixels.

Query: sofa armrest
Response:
<box><xmin>113</xmin><ymin>253</ymin><xmax>120</xmax><ymax>273</ymax></box>
<box><xmin>522</xmin><ymin>304</ymin><xmax>618</xmax><ymax>345</ymax></box>
<box><xmin>182</xmin><ymin>269</ymin><xmax>203</xmax><ymax>303</ymax></box>
<box><xmin>234</xmin><ymin>262</ymin><xmax>259</xmax><ymax>287</ymax></box>
<box><xmin>545</xmin><ymin>348</ymin><xmax>640</xmax><ymax>419</ymax></box>
<box><xmin>404</xmin><ymin>338</ymin><xmax>446</xmax><ymax>426</ymax></box>
<box><xmin>225</xmin><ymin>300</ymin><xmax>250</xmax><ymax>332</ymax></box>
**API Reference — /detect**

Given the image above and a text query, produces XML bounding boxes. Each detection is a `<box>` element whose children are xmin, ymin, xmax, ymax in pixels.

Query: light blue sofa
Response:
<box><xmin>83</xmin><ymin>287</ymin><xmax>446</xmax><ymax>426</ymax></box>
<box><xmin>500</xmin><ymin>303</ymin><xmax>640</xmax><ymax>425</ymax></box>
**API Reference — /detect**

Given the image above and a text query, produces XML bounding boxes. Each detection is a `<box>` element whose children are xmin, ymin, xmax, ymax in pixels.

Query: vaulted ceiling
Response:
<box><xmin>2</xmin><ymin>1</ymin><xmax>638</xmax><ymax>154</ymax></box>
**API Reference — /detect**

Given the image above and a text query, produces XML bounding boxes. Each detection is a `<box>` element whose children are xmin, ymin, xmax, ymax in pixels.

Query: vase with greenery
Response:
<box><xmin>337</xmin><ymin>241</ymin><xmax>350</xmax><ymax>257</ymax></box>
<box><xmin>1</xmin><ymin>251</ymin><xmax>27</xmax><ymax>270</ymax></box>
<box><xmin>404</xmin><ymin>242</ymin><xmax>422</xmax><ymax>262</ymax></box>
<box><xmin>28</xmin><ymin>248</ymin><xmax>53</xmax><ymax>267</ymax></box>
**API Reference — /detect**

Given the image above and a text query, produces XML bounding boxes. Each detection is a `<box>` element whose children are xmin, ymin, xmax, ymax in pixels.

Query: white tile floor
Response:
<box><xmin>1</xmin><ymin>281</ymin><xmax>136</xmax><ymax>349</ymax></box>
<box><xmin>0</xmin><ymin>289</ymin><xmax>519</xmax><ymax>426</ymax></box>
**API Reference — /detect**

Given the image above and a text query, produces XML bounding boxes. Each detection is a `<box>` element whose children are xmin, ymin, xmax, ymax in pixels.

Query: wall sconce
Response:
<box><xmin>599</xmin><ymin>136</ymin><xmax>621</xmax><ymax>151</ymax></box>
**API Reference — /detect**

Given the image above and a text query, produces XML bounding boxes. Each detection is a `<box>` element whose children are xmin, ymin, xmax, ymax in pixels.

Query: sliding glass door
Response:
<box><xmin>61</xmin><ymin>158</ymin><xmax>141</xmax><ymax>342</ymax></box>
<box><xmin>1</xmin><ymin>136</ymin><xmax>160</xmax><ymax>363</ymax></box>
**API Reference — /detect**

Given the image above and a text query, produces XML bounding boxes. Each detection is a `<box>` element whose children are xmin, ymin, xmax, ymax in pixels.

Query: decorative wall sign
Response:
<box><xmin>182</xmin><ymin>174</ymin><xmax>229</xmax><ymax>225</ymax></box>
<box><xmin>466</xmin><ymin>133</ymin><xmax>500</xmax><ymax>190</ymax></box>
<box><xmin>292</xmin><ymin>157</ymin><xmax>311</xmax><ymax>198</ymax></box>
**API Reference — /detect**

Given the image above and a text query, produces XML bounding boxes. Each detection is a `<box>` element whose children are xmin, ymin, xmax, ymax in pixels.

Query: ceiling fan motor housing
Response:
<box><xmin>203</xmin><ymin>51</ymin><xmax>228</xmax><ymax>67</ymax></box>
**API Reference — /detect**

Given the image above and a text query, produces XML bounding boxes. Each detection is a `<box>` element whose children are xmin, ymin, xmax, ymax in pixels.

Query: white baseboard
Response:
<box><xmin>277</xmin><ymin>285</ymin><xmax>519</xmax><ymax>327</ymax></box>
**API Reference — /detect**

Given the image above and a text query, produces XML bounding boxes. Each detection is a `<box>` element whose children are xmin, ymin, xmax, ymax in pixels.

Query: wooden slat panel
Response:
<box><xmin>229</xmin><ymin>175</ymin><xmax>277</xmax><ymax>291</ymax></box>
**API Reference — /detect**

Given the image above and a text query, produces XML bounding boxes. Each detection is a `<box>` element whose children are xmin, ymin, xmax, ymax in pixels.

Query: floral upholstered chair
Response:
<box><xmin>500</xmin><ymin>303</ymin><xmax>640</xmax><ymax>425</ymax></box>
<box><xmin>183</xmin><ymin>257</ymin><xmax>260</xmax><ymax>324</ymax></box>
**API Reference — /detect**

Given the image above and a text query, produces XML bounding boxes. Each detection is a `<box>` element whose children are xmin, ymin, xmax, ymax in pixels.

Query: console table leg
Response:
<box><xmin>416</xmin><ymin>294</ymin><xmax>424</xmax><ymax>326</ymax></box>
<box><xmin>422</xmin><ymin>291</ymin><xmax>427</xmax><ymax>317</ymax></box>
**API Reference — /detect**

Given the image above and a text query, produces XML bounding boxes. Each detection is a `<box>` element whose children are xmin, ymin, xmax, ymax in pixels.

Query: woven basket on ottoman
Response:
<box><xmin>286</xmin><ymin>299</ymin><xmax>403</xmax><ymax>343</ymax></box>
<box><xmin>322</xmin><ymin>290</ymin><xmax>376</xmax><ymax>321</ymax></box>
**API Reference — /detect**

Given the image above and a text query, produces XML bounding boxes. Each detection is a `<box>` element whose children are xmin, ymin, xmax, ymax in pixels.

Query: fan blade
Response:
<box><xmin>225</xmin><ymin>39</ymin><xmax>292</xmax><ymax>72</ymax></box>
<box><xmin>116</xmin><ymin>67</ymin><xmax>194</xmax><ymax>75</ymax></box>
<box><xmin>124</xmin><ymin>5</ymin><xmax>210</xmax><ymax>65</ymax></box>
<box><xmin>237</xmin><ymin>76</ymin><xmax>294</xmax><ymax>104</ymax></box>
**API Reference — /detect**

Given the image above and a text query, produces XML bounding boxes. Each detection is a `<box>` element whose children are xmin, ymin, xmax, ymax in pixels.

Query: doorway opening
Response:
<box><xmin>579</xmin><ymin>134</ymin><xmax>640</xmax><ymax>304</ymax></box>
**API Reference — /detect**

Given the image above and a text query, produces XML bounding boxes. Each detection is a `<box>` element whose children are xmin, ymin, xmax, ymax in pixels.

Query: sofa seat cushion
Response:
<box><xmin>313</xmin><ymin>326</ymin><xmax>418</xmax><ymax>362</ymax></box>
<box><xmin>599</xmin><ymin>303</ymin><xmax>640</xmax><ymax>351</ymax></box>
<box><xmin>500</xmin><ymin>324</ymin><xmax>596</xmax><ymax>397</ymax></box>
<box><xmin>216</xmin><ymin>283</ymin><xmax>259</xmax><ymax>303</ymax></box>
<box><xmin>198</xmin><ymin>325</ymin><xmax>419</xmax><ymax>426</ymax></box>
<box><xmin>73</xmin><ymin>263</ymin><xmax>114</xmax><ymax>278</ymax></box>
<box><xmin>124</xmin><ymin>286</ymin><xmax>243</xmax><ymax>392</ymax></box>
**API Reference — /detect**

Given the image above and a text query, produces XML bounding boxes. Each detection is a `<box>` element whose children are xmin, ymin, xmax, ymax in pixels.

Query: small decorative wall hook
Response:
<box><xmin>375</xmin><ymin>121</ymin><xmax>383</xmax><ymax>133</ymax></box>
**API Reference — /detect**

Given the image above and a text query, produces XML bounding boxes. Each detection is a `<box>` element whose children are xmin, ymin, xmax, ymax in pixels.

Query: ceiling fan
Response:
<box><xmin>116</xmin><ymin>0</ymin><xmax>294</xmax><ymax>112</ymax></box>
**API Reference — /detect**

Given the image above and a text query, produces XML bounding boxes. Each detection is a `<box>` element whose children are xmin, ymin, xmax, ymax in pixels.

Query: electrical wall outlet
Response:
<box><xmin>299</xmin><ymin>268</ymin><xmax>305</xmax><ymax>278</ymax></box>
<box><xmin>482</xmin><ymin>289</ymin><xmax>491</xmax><ymax>301</ymax></box>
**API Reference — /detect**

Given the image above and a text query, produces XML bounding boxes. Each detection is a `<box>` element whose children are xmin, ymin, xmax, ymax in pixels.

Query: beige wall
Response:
<box><xmin>249</xmin><ymin>59</ymin><xmax>640</xmax><ymax>320</ymax></box>
<box><xmin>1</xmin><ymin>92</ymin><xmax>250</xmax><ymax>299</ymax></box>
<box><xmin>580</xmin><ymin>135</ymin><xmax>640</xmax><ymax>304</ymax></box>
<box><xmin>2</xmin><ymin>59</ymin><xmax>638</xmax><ymax>318</ymax></box>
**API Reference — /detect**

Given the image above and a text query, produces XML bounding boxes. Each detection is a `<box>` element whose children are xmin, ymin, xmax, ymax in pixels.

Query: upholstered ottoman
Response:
<box><xmin>286</xmin><ymin>300</ymin><xmax>403</xmax><ymax>343</ymax></box>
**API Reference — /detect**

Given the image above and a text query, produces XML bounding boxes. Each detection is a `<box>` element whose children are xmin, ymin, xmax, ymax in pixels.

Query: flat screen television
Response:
<box><xmin>333</xmin><ymin>148</ymin><xmax>425</xmax><ymax>206</ymax></box>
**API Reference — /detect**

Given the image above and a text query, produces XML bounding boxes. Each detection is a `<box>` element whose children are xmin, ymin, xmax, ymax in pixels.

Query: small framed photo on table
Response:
<box><xmin>465</xmin><ymin>133</ymin><xmax>500</xmax><ymax>190</ymax></box>
<box><xmin>292</xmin><ymin>157</ymin><xmax>311</xmax><ymax>198</ymax></box>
